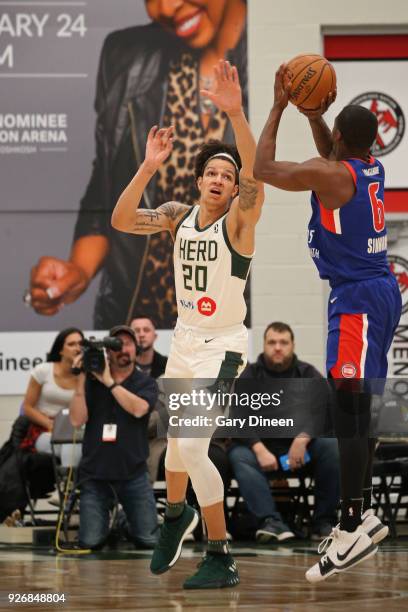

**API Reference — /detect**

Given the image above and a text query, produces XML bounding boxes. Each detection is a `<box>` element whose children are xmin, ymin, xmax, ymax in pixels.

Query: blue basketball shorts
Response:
<box><xmin>326</xmin><ymin>274</ymin><xmax>401</xmax><ymax>380</ymax></box>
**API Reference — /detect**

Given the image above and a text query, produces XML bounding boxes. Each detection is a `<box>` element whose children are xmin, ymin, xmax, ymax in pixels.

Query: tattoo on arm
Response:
<box><xmin>132</xmin><ymin>202</ymin><xmax>188</xmax><ymax>234</ymax></box>
<box><xmin>142</xmin><ymin>211</ymin><xmax>160</xmax><ymax>223</ymax></box>
<box><xmin>133</xmin><ymin>210</ymin><xmax>165</xmax><ymax>232</ymax></box>
<box><xmin>160</xmin><ymin>202</ymin><xmax>182</xmax><ymax>221</ymax></box>
<box><xmin>238</xmin><ymin>176</ymin><xmax>258</xmax><ymax>211</ymax></box>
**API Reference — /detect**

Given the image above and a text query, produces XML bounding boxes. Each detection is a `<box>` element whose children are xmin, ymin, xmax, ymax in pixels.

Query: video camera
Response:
<box><xmin>81</xmin><ymin>336</ymin><xmax>123</xmax><ymax>374</ymax></box>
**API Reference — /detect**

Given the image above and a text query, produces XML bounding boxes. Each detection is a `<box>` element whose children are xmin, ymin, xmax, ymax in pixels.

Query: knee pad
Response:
<box><xmin>164</xmin><ymin>438</ymin><xmax>186</xmax><ymax>472</ymax></box>
<box><xmin>177</xmin><ymin>437</ymin><xmax>205</xmax><ymax>469</ymax></box>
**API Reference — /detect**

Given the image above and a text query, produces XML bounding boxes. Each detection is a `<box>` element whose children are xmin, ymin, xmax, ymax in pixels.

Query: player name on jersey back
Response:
<box><xmin>174</xmin><ymin>205</ymin><xmax>252</xmax><ymax>328</ymax></box>
<box><xmin>308</xmin><ymin>157</ymin><xmax>390</xmax><ymax>287</ymax></box>
<box><xmin>367</xmin><ymin>235</ymin><xmax>387</xmax><ymax>254</ymax></box>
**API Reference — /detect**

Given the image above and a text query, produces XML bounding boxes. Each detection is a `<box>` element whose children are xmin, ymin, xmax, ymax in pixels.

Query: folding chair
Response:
<box><xmin>371</xmin><ymin>389</ymin><xmax>408</xmax><ymax>537</ymax></box>
<box><xmin>50</xmin><ymin>409</ymin><xmax>84</xmax><ymax>540</ymax></box>
<box><xmin>227</xmin><ymin>468</ymin><xmax>314</xmax><ymax>540</ymax></box>
<box><xmin>373</xmin><ymin>441</ymin><xmax>408</xmax><ymax>537</ymax></box>
<box><xmin>0</xmin><ymin>416</ymin><xmax>56</xmax><ymax>525</ymax></box>
<box><xmin>269</xmin><ymin>468</ymin><xmax>315</xmax><ymax>536</ymax></box>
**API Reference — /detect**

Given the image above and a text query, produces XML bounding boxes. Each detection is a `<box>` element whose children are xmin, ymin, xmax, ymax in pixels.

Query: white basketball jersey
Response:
<box><xmin>173</xmin><ymin>205</ymin><xmax>252</xmax><ymax>329</ymax></box>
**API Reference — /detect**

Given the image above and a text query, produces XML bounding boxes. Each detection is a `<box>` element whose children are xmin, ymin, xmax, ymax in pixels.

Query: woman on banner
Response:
<box><xmin>28</xmin><ymin>0</ymin><xmax>248</xmax><ymax>329</ymax></box>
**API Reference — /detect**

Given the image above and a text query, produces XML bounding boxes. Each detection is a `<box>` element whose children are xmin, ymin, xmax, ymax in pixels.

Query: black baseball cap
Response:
<box><xmin>109</xmin><ymin>325</ymin><xmax>137</xmax><ymax>346</ymax></box>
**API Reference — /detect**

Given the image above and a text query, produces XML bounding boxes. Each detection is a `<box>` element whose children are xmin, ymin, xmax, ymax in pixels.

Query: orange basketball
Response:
<box><xmin>284</xmin><ymin>54</ymin><xmax>336</xmax><ymax>111</ymax></box>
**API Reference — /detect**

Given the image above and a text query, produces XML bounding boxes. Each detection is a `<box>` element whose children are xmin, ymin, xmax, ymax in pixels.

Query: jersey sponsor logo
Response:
<box><xmin>349</xmin><ymin>92</ymin><xmax>405</xmax><ymax>157</ymax></box>
<box><xmin>197</xmin><ymin>296</ymin><xmax>216</xmax><ymax>317</ymax></box>
<box><xmin>341</xmin><ymin>363</ymin><xmax>357</xmax><ymax>378</ymax></box>
<box><xmin>179</xmin><ymin>299</ymin><xmax>195</xmax><ymax>310</ymax></box>
<box><xmin>389</xmin><ymin>254</ymin><xmax>408</xmax><ymax>314</ymax></box>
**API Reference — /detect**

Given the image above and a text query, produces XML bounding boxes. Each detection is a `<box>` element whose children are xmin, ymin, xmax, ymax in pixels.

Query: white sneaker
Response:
<box><xmin>305</xmin><ymin>526</ymin><xmax>377</xmax><ymax>583</ymax></box>
<box><xmin>323</xmin><ymin>510</ymin><xmax>389</xmax><ymax>550</ymax></box>
<box><xmin>361</xmin><ymin>509</ymin><xmax>389</xmax><ymax>544</ymax></box>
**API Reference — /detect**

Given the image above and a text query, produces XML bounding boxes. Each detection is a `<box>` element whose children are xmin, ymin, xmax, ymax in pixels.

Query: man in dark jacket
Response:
<box><xmin>69</xmin><ymin>325</ymin><xmax>158</xmax><ymax>549</ymax></box>
<box><xmin>229</xmin><ymin>321</ymin><xmax>340</xmax><ymax>541</ymax></box>
<box><xmin>28</xmin><ymin>1</ymin><xmax>248</xmax><ymax>329</ymax></box>
<box><xmin>130</xmin><ymin>316</ymin><xmax>167</xmax><ymax>379</ymax></box>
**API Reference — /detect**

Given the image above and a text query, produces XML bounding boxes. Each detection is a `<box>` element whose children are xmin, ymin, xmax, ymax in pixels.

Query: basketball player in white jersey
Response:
<box><xmin>112</xmin><ymin>59</ymin><xmax>264</xmax><ymax>589</ymax></box>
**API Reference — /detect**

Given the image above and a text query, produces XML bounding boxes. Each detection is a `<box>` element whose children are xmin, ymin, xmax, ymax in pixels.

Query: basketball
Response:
<box><xmin>284</xmin><ymin>54</ymin><xmax>336</xmax><ymax>111</ymax></box>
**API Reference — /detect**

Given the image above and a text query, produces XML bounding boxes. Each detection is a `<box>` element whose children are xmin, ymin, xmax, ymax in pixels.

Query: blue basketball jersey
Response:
<box><xmin>308</xmin><ymin>156</ymin><xmax>390</xmax><ymax>288</ymax></box>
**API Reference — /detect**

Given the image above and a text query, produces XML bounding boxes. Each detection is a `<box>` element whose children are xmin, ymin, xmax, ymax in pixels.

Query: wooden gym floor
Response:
<box><xmin>0</xmin><ymin>540</ymin><xmax>407</xmax><ymax>611</ymax></box>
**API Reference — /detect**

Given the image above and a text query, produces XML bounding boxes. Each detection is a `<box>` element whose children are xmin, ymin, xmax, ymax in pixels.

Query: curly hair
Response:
<box><xmin>194</xmin><ymin>139</ymin><xmax>241</xmax><ymax>184</ymax></box>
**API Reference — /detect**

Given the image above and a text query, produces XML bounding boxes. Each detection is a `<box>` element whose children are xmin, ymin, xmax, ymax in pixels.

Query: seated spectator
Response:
<box><xmin>0</xmin><ymin>416</ymin><xmax>56</xmax><ymax>522</ymax></box>
<box><xmin>130</xmin><ymin>315</ymin><xmax>168</xmax><ymax>379</ymax></box>
<box><xmin>229</xmin><ymin>322</ymin><xmax>340</xmax><ymax>542</ymax></box>
<box><xmin>22</xmin><ymin>327</ymin><xmax>84</xmax><ymax>468</ymax></box>
<box><xmin>69</xmin><ymin>325</ymin><xmax>158</xmax><ymax>550</ymax></box>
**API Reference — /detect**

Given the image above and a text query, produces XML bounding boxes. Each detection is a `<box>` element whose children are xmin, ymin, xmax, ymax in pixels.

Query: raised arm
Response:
<box><xmin>229</xmin><ymin>102</ymin><xmax>264</xmax><ymax>221</ymax></box>
<box><xmin>254</xmin><ymin>63</ymin><xmax>292</xmax><ymax>185</ymax></box>
<box><xmin>298</xmin><ymin>91</ymin><xmax>337</xmax><ymax>159</ymax></box>
<box><xmin>253</xmin><ymin>65</ymin><xmax>353</xmax><ymax>208</ymax></box>
<box><xmin>307</xmin><ymin>116</ymin><xmax>335</xmax><ymax>159</ymax></box>
<box><xmin>111</xmin><ymin>126</ymin><xmax>189</xmax><ymax>236</ymax></box>
<box><xmin>201</xmin><ymin>60</ymin><xmax>264</xmax><ymax>253</ymax></box>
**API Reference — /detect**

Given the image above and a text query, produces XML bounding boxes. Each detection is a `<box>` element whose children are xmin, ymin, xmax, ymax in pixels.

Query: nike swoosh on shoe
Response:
<box><xmin>337</xmin><ymin>536</ymin><xmax>361</xmax><ymax>562</ymax></box>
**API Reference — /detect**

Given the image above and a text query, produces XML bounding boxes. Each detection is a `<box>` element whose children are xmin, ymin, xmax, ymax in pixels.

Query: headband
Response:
<box><xmin>206</xmin><ymin>152</ymin><xmax>240</xmax><ymax>174</ymax></box>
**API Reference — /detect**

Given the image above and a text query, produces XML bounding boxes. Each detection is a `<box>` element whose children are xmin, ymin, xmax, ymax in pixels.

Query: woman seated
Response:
<box><xmin>22</xmin><ymin>327</ymin><xmax>84</xmax><ymax>467</ymax></box>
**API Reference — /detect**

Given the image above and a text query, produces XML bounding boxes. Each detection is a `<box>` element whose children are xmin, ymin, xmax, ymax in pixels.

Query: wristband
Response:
<box><xmin>108</xmin><ymin>382</ymin><xmax>119</xmax><ymax>391</ymax></box>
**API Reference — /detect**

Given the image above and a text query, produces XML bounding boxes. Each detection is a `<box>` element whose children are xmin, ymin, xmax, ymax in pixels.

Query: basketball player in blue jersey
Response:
<box><xmin>112</xmin><ymin>59</ymin><xmax>264</xmax><ymax>589</ymax></box>
<box><xmin>254</xmin><ymin>65</ymin><xmax>401</xmax><ymax>582</ymax></box>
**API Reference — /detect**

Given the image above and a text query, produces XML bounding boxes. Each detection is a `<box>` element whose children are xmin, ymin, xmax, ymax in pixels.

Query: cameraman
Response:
<box><xmin>69</xmin><ymin>326</ymin><xmax>158</xmax><ymax>550</ymax></box>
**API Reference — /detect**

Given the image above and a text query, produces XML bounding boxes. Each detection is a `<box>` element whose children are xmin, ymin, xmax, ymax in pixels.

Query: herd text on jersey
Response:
<box><xmin>173</xmin><ymin>206</ymin><xmax>252</xmax><ymax>329</ymax></box>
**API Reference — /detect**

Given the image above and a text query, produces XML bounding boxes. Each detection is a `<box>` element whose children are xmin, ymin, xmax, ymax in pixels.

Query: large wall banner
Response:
<box><xmin>0</xmin><ymin>0</ymin><xmax>249</xmax><ymax>394</ymax></box>
<box><xmin>325</xmin><ymin>34</ymin><xmax>408</xmax><ymax>379</ymax></box>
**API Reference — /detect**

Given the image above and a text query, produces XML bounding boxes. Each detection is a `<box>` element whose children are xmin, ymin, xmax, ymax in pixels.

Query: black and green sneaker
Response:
<box><xmin>150</xmin><ymin>504</ymin><xmax>199</xmax><ymax>575</ymax></box>
<box><xmin>183</xmin><ymin>553</ymin><xmax>240</xmax><ymax>589</ymax></box>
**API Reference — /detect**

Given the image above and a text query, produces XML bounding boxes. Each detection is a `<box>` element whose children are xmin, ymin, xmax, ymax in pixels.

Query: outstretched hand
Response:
<box><xmin>273</xmin><ymin>63</ymin><xmax>291</xmax><ymax>111</ymax></box>
<box><xmin>298</xmin><ymin>90</ymin><xmax>337</xmax><ymax>119</ymax></box>
<box><xmin>200</xmin><ymin>59</ymin><xmax>242</xmax><ymax>117</ymax></box>
<box><xmin>145</xmin><ymin>125</ymin><xmax>174</xmax><ymax>171</ymax></box>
